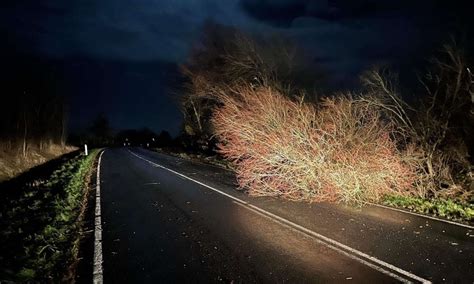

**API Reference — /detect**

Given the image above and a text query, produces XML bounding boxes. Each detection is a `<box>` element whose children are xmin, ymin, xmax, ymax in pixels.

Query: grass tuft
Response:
<box><xmin>382</xmin><ymin>195</ymin><xmax>474</xmax><ymax>222</ymax></box>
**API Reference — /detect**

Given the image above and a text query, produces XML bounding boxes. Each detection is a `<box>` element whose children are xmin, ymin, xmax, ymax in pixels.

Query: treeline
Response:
<box><xmin>115</xmin><ymin>128</ymin><xmax>173</xmax><ymax>148</ymax></box>
<box><xmin>68</xmin><ymin>114</ymin><xmax>174</xmax><ymax>149</ymax></box>
<box><xmin>0</xmin><ymin>56</ymin><xmax>68</xmax><ymax>156</ymax></box>
<box><xmin>178</xmin><ymin>23</ymin><xmax>474</xmax><ymax>203</ymax></box>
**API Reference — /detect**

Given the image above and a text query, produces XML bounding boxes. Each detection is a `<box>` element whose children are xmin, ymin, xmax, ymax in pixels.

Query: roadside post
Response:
<box><xmin>84</xmin><ymin>144</ymin><xmax>88</xmax><ymax>156</ymax></box>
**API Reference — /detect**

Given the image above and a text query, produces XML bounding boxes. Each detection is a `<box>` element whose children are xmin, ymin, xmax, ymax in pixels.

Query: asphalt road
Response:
<box><xmin>95</xmin><ymin>147</ymin><xmax>473</xmax><ymax>283</ymax></box>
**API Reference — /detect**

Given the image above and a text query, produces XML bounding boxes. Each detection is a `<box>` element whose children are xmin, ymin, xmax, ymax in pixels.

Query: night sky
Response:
<box><xmin>1</xmin><ymin>0</ymin><xmax>472</xmax><ymax>136</ymax></box>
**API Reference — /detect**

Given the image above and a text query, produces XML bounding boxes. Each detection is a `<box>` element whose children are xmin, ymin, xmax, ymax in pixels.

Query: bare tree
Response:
<box><xmin>360</xmin><ymin>43</ymin><xmax>473</xmax><ymax>200</ymax></box>
<box><xmin>0</xmin><ymin>63</ymin><xmax>69</xmax><ymax>157</ymax></box>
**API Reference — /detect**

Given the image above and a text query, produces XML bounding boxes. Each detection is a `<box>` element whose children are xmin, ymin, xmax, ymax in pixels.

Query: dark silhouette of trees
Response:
<box><xmin>0</xmin><ymin>57</ymin><xmax>68</xmax><ymax>156</ymax></box>
<box><xmin>115</xmin><ymin>128</ymin><xmax>173</xmax><ymax>148</ymax></box>
<box><xmin>156</xmin><ymin>130</ymin><xmax>173</xmax><ymax>147</ymax></box>
<box><xmin>86</xmin><ymin>113</ymin><xmax>113</xmax><ymax>146</ymax></box>
<box><xmin>179</xmin><ymin>22</ymin><xmax>326</xmax><ymax>153</ymax></box>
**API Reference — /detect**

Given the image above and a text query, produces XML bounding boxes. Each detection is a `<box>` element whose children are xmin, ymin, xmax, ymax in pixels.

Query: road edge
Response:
<box><xmin>93</xmin><ymin>150</ymin><xmax>105</xmax><ymax>284</ymax></box>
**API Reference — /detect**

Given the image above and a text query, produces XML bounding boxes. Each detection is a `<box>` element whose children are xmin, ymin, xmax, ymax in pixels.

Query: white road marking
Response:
<box><xmin>367</xmin><ymin>202</ymin><xmax>474</xmax><ymax>230</ymax></box>
<box><xmin>232</xmin><ymin>201</ymin><xmax>409</xmax><ymax>282</ymax></box>
<box><xmin>93</xmin><ymin>150</ymin><xmax>105</xmax><ymax>284</ymax></box>
<box><xmin>128</xmin><ymin>149</ymin><xmax>431</xmax><ymax>283</ymax></box>
<box><xmin>167</xmin><ymin>150</ymin><xmax>472</xmax><ymax>230</ymax></box>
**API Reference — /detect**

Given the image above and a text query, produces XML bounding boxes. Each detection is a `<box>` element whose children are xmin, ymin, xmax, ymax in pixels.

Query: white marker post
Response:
<box><xmin>84</xmin><ymin>144</ymin><xmax>88</xmax><ymax>156</ymax></box>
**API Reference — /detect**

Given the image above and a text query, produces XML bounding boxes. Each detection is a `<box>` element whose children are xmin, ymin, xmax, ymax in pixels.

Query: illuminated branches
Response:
<box><xmin>212</xmin><ymin>86</ymin><xmax>414</xmax><ymax>203</ymax></box>
<box><xmin>181</xmin><ymin>26</ymin><xmax>473</xmax><ymax>204</ymax></box>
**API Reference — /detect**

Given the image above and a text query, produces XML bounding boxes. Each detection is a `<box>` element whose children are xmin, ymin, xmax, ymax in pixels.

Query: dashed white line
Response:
<box><xmin>93</xmin><ymin>150</ymin><xmax>105</xmax><ymax>284</ymax></box>
<box><xmin>128</xmin><ymin>149</ymin><xmax>431</xmax><ymax>284</ymax></box>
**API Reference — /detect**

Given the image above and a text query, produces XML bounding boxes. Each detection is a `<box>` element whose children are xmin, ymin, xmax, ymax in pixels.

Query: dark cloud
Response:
<box><xmin>239</xmin><ymin>0</ymin><xmax>472</xmax><ymax>26</ymax></box>
<box><xmin>239</xmin><ymin>0</ymin><xmax>310</xmax><ymax>27</ymax></box>
<box><xmin>239</xmin><ymin>0</ymin><xmax>400</xmax><ymax>26</ymax></box>
<box><xmin>0</xmin><ymin>0</ymin><xmax>262</xmax><ymax>62</ymax></box>
<box><xmin>0</xmin><ymin>0</ymin><xmax>253</xmax><ymax>135</ymax></box>
<box><xmin>1</xmin><ymin>0</ymin><xmax>472</xmax><ymax>133</ymax></box>
<box><xmin>239</xmin><ymin>0</ymin><xmax>473</xmax><ymax>86</ymax></box>
<box><xmin>2</xmin><ymin>0</ymin><xmax>214</xmax><ymax>61</ymax></box>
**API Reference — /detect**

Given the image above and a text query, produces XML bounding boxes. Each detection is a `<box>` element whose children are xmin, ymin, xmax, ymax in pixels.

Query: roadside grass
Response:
<box><xmin>0</xmin><ymin>149</ymin><xmax>99</xmax><ymax>282</ymax></box>
<box><xmin>382</xmin><ymin>194</ymin><xmax>474</xmax><ymax>223</ymax></box>
<box><xmin>0</xmin><ymin>144</ymin><xmax>77</xmax><ymax>182</ymax></box>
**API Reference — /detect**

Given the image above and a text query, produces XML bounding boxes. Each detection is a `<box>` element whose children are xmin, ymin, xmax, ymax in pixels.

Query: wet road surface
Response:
<box><xmin>94</xmin><ymin>148</ymin><xmax>473</xmax><ymax>283</ymax></box>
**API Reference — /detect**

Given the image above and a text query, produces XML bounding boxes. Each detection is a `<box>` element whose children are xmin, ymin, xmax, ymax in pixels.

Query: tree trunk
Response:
<box><xmin>22</xmin><ymin>111</ymin><xmax>27</xmax><ymax>158</ymax></box>
<box><xmin>61</xmin><ymin>112</ymin><xmax>67</xmax><ymax>148</ymax></box>
<box><xmin>191</xmin><ymin>100</ymin><xmax>203</xmax><ymax>133</ymax></box>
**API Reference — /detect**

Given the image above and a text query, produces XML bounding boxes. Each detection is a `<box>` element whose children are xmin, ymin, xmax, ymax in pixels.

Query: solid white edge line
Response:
<box><xmin>128</xmin><ymin>149</ymin><xmax>431</xmax><ymax>284</ymax></box>
<box><xmin>93</xmin><ymin>150</ymin><xmax>105</xmax><ymax>284</ymax></box>
<box><xmin>231</xmin><ymin>201</ymin><xmax>410</xmax><ymax>283</ymax></box>
<box><xmin>159</xmin><ymin>149</ymin><xmax>474</xmax><ymax>230</ymax></box>
<box><xmin>367</xmin><ymin>202</ymin><xmax>474</xmax><ymax>230</ymax></box>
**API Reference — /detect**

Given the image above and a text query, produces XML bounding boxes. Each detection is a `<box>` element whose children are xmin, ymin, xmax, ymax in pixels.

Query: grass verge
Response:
<box><xmin>0</xmin><ymin>149</ymin><xmax>99</xmax><ymax>282</ymax></box>
<box><xmin>382</xmin><ymin>194</ymin><xmax>474</xmax><ymax>223</ymax></box>
<box><xmin>0</xmin><ymin>144</ymin><xmax>77</xmax><ymax>182</ymax></box>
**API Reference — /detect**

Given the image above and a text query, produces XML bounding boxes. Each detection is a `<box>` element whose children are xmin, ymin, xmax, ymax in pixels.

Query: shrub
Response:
<box><xmin>212</xmin><ymin>86</ymin><xmax>415</xmax><ymax>203</ymax></box>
